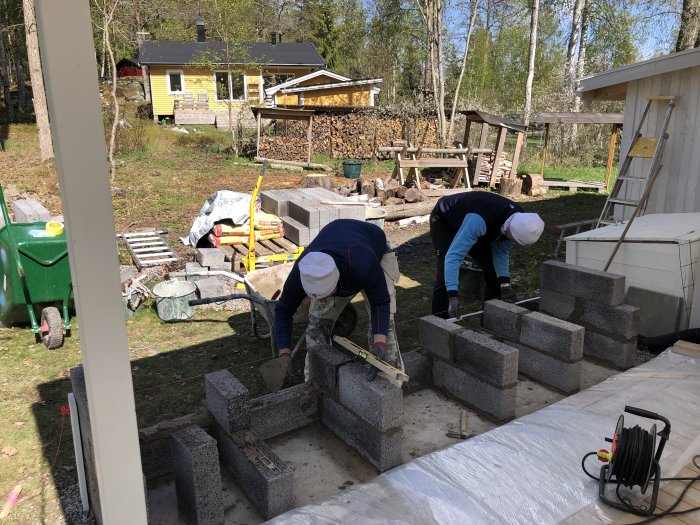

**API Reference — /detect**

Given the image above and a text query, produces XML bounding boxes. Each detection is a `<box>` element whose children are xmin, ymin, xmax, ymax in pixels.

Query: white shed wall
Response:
<box><xmin>616</xmin><ymin>65</ymin><xmax>700</xmax><ymax>220</ymax></box>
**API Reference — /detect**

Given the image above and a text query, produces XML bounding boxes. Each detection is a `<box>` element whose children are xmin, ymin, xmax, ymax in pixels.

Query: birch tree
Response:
<box><xmin>676</xmin><ymin>0</ymin><xmax>700</xmax><ymax>51</ymax></box>
<box><xmin>447</xmin><ymin>0</ymin><xmax>478</xmax><ymax>141</ymax></box>
<box><xmin>523</xmin><ymin>0</ymin><xmax>538</xmax><ymax>126</ymax></box>
<box><xmin>564</xmin><ymin>0</ymin><xmax>585</xmax><ymax>89</ymax></box>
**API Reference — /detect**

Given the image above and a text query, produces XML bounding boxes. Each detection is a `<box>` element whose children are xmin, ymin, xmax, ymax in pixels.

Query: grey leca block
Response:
<box><xmin>260</xmin><ymin>190</ymin><xmax>289</xmax><ymax>216</ymax></box>
<box><xmin>432</xmin><ymin>360</ymin><xmax>516</xmax><ymax>422</ymax></box>
<box><xmin>320</xmin><ymin>397</ymin><xmax>402</xmax><ymax>472</ymax></box>
<box><xmin>482</xmin><ymin>300</ymin><xmax>528</xmax><ymax>342</ymax></box>
<box><xmin>171</xmin><ymin>426</ymin><xmax>223</xmax><ymax>525</ymax></box>
<box><xmin>584</xmin><ymin>331</ymin><xmax>637</xmax><ymax>370</ymax></box>
<box><xmin>453</xmin><ymin>330</ymin><xmax>519</xmax><ymax>387</ymax></box>
<box><xmin>307</xmin><ymin>343</ymin><xmax>353</xmax><ymax>397</ymax></box>
<box><xmin>288</xmin><ymin>201</ymin><xmax>320</xmax><ymax>228</ymax></box>
<box><xmin>538</xmin><ymin>289</ymin><xmax>577</xmax><ymax>320</ymax></box>
<box><xmin>338</xmin><ymin>362</ymin><xmax>403</xmax><ymax>432</ymax></box>
<box><xmin>196</xmin><ymin>248</ymin><xmax>225</xmax><ymax>268</ymax></box>
<box><xmin>540</xmin><ymin>260</ymin><xmax>625</xmax><ymax>306</ymax></box>
<box><xmin>11</xmin><ymin>198</ymin><xmax>52</xmax><ymax>223</ymax></box>
<box><xmin>216</xmin><ymin>427</ymin><xmax>294</xmax><ymax>519</ymax></box>
<box><xmin>519</xmin><ymin>311</ymin><xmax>584</xmax><ymax>362</ymax></box>
<box><xmin>281</xmin><ymin>216</ymin><xmax>310</xmax><ymax>246</ymax></box>
<box><xmin>250</xmin><ymin>383</ymin><xmax>319</xmax><ymax>440</ymax></box>
<box><xmin>514</xmin><ymin>343</ymin><xmax>581</xmax><ymax>394</ymax></box>
<box><xmin>418</xmin><ymin>315</ymin><xmax>465</xmax><ymax>361</ymax></box>
<box><xmin>196</xmin><ymin>276</ymin><xmax>229</xmax><ymax>300</ymax></box>
<box><xmin>580</xmin><ymin>301</ymin><xmax>639</xmax><ymax>340</ymax></box>
<box><xmin>205</xmin><ymin>370</ymin><xmax>250</xmax><ymax>432</ymax></box>
<box><xmin>401</xmin><ymin>351</ymin><xmax>432</xmax><ymax>393</ymax></box>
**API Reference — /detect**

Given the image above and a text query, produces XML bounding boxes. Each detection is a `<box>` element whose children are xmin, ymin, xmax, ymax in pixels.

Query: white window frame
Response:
<box><xmin>213</xmin><ymin>70</ymin><xmax>246</xmax><ymax>102</ymax></box>
<box><xmin>166</xmin><ymin>69</ymin><xmax>184</xmax><ymax>95</ymax></box>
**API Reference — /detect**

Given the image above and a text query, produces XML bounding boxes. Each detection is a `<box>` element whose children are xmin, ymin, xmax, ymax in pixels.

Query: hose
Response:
<box><xmin>638</xmin><ymin>328</ymin><xmax>700</xmax><ymax>354</ymax></box>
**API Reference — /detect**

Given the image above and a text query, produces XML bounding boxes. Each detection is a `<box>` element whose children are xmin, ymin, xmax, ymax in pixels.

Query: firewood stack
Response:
<box><xmin>258</xmin><ymin>136</ymin><xmax>309</xmax><ymax>162</ymax></box>
<box><xmin>334</xmin><ymin>177</ymin><xmax>428</xmax><ymax>207</ymax></box>
<box><xmin>477</xmin><ymin>152</ymin><xmax>513</xmax><ymax>183</ymax></box>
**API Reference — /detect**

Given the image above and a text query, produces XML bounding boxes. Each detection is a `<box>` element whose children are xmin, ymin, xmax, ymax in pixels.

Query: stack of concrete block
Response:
<box><xmin>418</xmin><ymin>315</ymin><xmax>519</xmax><ymax>421</ymax></box>
<box><xmin>401</xmin><ymin>350</ymin><xmax>432</xmax><ymax>393</ymax></box>
<box><xmin>539</xmin><ymin>260</ymin><xmax>639</xmax><ymax>369</ymax></box>
<box><xmin>310</xmin><ymin>343</ymin><xmax>403</xmax><ymax>472</ymax></box>
<box><xmin>11</xmin><ymin>198</ymin><xmax>52</xmax><ymax>223</ymax></box>
<box><xmin>482</xmin><ymin>300</ymin><xmax>584</xmax><ymax>394</ymax></box>
<box><xmin>186</xmin><ymin>248</ymin><xmax>232</xmax><ymax>296</ymax></box>
<box><xmin>260</xmin><ymin>188</ymin><xmax>365</xmax><ymax>246</ymax></box>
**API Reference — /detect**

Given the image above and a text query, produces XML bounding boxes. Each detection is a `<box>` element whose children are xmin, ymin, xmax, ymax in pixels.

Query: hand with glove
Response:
<box><xmin>499</xmin><ymin>283</ymin><xmax>517</xmax><ymax>303</ymax></box>
<box><xmin>448</xmin><ymin>296</ymin><xmax>461</xmax><ymax>320</ymax></box>
<box><xmin>366</xmin><ymin>341</ymin><xmax>386</xmax><ymax>381</ymax></box>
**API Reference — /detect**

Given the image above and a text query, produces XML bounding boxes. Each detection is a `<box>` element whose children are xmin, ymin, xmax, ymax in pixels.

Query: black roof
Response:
<box><xmin>138</xmin><ymin>41</ymin><xmax>325</xmax><ymax>67</ymax></box>
<box><xmin>459</xmin><ymin>110</ymin><xmax>528</xmax><ymax>132</ymax></box>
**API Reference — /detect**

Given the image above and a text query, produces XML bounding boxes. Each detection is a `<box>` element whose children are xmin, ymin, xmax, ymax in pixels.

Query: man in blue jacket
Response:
<box><xmin>274</xmin><ymin>219</ymin><xmax>403</xmax><ymax>383</ymax></box>
<box><xmin>430</xmin><ymin>192</ymin><xmax>544</xmax><ymax>319</ymax></box>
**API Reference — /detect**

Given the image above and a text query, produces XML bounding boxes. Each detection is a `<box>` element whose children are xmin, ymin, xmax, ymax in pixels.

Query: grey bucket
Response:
<box><xmin>152</xmin><ymin>280</ymin><xmax>197</xmax><ymax>322</ymax></box>
<box><xmin>365</xmin><ymin>207</ymin><xmax>387</xmax><ymax>230</ymax></box>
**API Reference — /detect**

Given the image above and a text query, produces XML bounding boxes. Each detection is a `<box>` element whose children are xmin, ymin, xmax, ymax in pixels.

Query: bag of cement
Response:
<box><xmin>183</xmin><ymin>190</ymin><xmax>259</xmax><ymax>246</ymax></box>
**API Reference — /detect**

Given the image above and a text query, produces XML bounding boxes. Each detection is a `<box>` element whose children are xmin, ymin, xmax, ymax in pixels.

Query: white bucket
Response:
<box><xmin>365</xmin><ymin>207</ymin><xmax>388</xmax><ymax>230</ymax></box>
<box><xmin>152</xmin><ymin>279</ymin><xmax>197</xmax><ymax>322</ymax></box>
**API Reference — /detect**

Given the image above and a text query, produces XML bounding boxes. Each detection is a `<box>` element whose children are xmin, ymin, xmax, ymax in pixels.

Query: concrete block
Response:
<box><xmin>205</xmin><ymin>370</ymin><xmax>250</xmax><ymax>432</ymax></box>
<box><xmin>338</xmin><ymin>362</ymin><xmax>403</xmax><ymax>432</ymax></box>
<box><xmin>317</xmin><ymin>205</ymin><xmax>331</xmax><ymax>228</ymax></box>
<box><xmin>401</xmin><ymin>351</ymin><xmax>432</xmax><ymax>393</ymax></box>
<box><xmin>418</xmin><ymin>315</ymin><xmax>465</xmax><ymax>361</ymax></box>
<box><xmin>11</xmin><ymin>198</ymin><xmax>51</xmax><ymax>223</ymax></box>
<box><xmin>584</xmin><ymin>331</ymin><xmax>637</xmax><ymax>370</ymax></box>
<box><xmin>250</xmin><ymin>384</ymin><xmax>319</xmax><ymax>440</ymax></box>
<box><xmin>514</xmin><ymin>343</ymin><xmax>581</xmax><ymax>394</ymax></box>
<box><xmin>432</xmin><ymin>360</ymin><xmax>516</xmax><ymax>421</ymax></box>
<box><xmin>308</xmin><ymin>227</ymin><xmax>320</xmax><ymax>243</ymax></box>
<box><xmin>196</xmin><ymin>248</ymin><xmax>225</xmax><ymax>268</ymax></box>
<box><xmin>217</xmin><ymin>428</ymin><xmax>294</xmax><ymax>519</ymax></box>
<box><xmin>196</xmin><ymin>276</ymin><xmax>228</xmax><ymax>300</ymax></box>
<box><xmin>538</xmin><ymin>289</ymin><xmax>576</xmax><ymax>319</ymax></box>
<box><xmin>627</xmin><ymin>286</ymin><xmax>684</xmax><ymax>337</ymax></box>
<box><xmin>281</xmin><ymin>216</ymin><xmax>310</xmax><ymax>246</ymax></box>
<box><xmin>519</xmin><ymin>312</ymin><xmax>584</xmax><ymax>363</ymax></box>
<box><xmin>208</xmin><ymin>259</ymin><xmax>231</xmax><ymax>272</ymax></box>
<box><xmin>260</xmin><ymin>190</ymin><xmax>289</xmax><ymax>216</ymax></box>
<box><xmin>541</xmin><ymin>260</ymin><xmax>625</xmax><ymax>306</ymax></box>
<box><xmin>288</xmin><ymin>201</ymin><xmax>320</xmax><ymax>228</ymax></box>
<box><xmin>453</xmin><ymin>330</ymin><xmax>519</xmax><ymax>387</ymax></box>
<box><xmin>307</xmin><ymin>343</ymin><xmax>353</xmax><ymax>396</ymax></box>
<box><xmin>320</xmin><ymin>397</ymin><xmax>402</xmax><ymax>472</ymax></box>
<box><xmin>580</xmin><ymin>301</ymin><xmax>639</xmax><ymax>340</ymax></box>
<box><xmin>482</xmin><ymin>300</ymin><xmax>528</xmax><ymax>341</ymax></box>
<box><xmin>171</xmin><ymin>426</ymin><xmax>223</xmax><ymax>525</ymax></box>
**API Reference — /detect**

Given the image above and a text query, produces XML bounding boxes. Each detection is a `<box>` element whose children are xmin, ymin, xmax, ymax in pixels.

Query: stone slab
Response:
<box><xmin>514</xmin><ymin>343</ymin><xmax>581</xmax><ymax>394</ymax></box>
<box><xmin>453</xmin><ymin>330</ymin><xmax>519</xmax><ymax>387</ymax></box>
<box><xmin>540</xmin><ymin>260</ymin><xmax>625</xmax><ymax>306</ymax></box>
<box><xmin>250</xmin><ymin>384</ymin><xmax>319</xmax><ymax>440</ymax></box>
<box><xmin>401</xmin><ymin>351</ymin><xmax>432</xmax><ymax>393</ymax></box>
<box><xmin>418</xmin><ymin>315</ymin><xmax>465</xmax><ymax>362</ymax></box>
<box><xmin>482</xmin><ymin>300</ymin><xmax>528</xmax><ymax>342</ymax></box>
<box><xmin>519</xmin><ymin>312</ymin><xmax>584</xmax><ymax>363</ymax></box>
<box><xmin>307</xmin><ymin>343</ymin><xmax>353</xmax><ymax>397</ymax></box>
<box><xmin>205</xmin><ymin>370</ymin><xmax>250</xmax><ymax>433</ymax></box>
<box><xmin>196</xmin><ymin>277</ymin><xmax>228</xmax><ymax>300</ymax></box>
<box><xmin>626</xmin><ymin>286</ymin><xmax>684</xmax><ymax>337</ymax></box>
<box><xmin>196</xmin><ymin>248</ymin><xmax>225</xmax><ymax>268</ymax></box>
<box><xmin>12</xmin><ymin>198</ymin><xmax>52</xmax><ymax>223</ymax></box>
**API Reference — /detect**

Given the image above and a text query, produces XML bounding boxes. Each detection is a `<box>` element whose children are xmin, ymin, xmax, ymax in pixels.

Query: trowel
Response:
<box><xmin>259</xmin><ymin>331</ymin><xmax>305</xmax><ymax>392</ymax></box>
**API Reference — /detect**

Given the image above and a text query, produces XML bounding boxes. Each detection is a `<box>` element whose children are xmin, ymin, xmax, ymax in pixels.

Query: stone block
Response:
<box><xmin>260</xmin><ymin>190</ymin><xmax>288</xmax><ymax>216</ymax></box>
<box><xmin>308</xmin><ymin>227</ymin><xmax>320</xmax><ymax>243</ymax></box>
<box><xmin>288</xmin><ymin>201</ymin><xmax>320</xmax><ymax>228</ymax></box>
<box><xmin>580</xmin><ymin>301</ymin><xmax>639</xmax><ymax>340</ymax></box>
<box><xmin>401</xmin><ymin>351</ymin><xmax>432</xmax><ymax>393</ymax></box>
<box><xmin>515</xmin><ymin>343</ymin><xmax>581</xmax><ymax>394</ymax></box>
<box><xmin>584</xmin><ymin>331</ymin><xmax>637</xmax><ymax>370</ymax></box>
<box><xmin>307</xmin><ymin>343</ymin><xmax>353</xmax><ymax>396</ymax></box>
<box><xmin>196</xmin><ymin>277</ymin><xmax>228</xmax><ymax>300</ymax></box>
<box><xmin>281</xmin><ymin>216</ymin><xmax>310</xmax><ymax>246</ymax></box>
<box><xmin>171</xmin><ymin>426</ymin><xmax>223</xmax><ymax>525</ymax></box>
<box><xmin>418</xmin><ymin>315</ymin><xmax>465</xmax><ymax>361</ymax></box>
<box><xmin>626</xmin><ymin>286</ymin><xmax>684</xmax><ymax>337</ymax></box>
<box><xmin>453</xmin><ymin>330</ymin><xmax>519</xmax><ymax>387</ymax></box>
<box><xmin>196</xmin><ymin>248</ymin><xmax>225</xmax><ymax>268</ymax></box>
<box><xmin>208</xmin><ymin>259</ymin><xmax>231</xmax><ymax>272</ymax></box>
<box><xmin>205</xmin><ymin>370</ymin><xmax>250</xmax><ymax>432</ymax></box>
<box><xmin>338</xmin><ymin>362</ymin><xmax>403</xmax><ymax>432</ymax></box>
<box><xmin>217</xmin><ymin>428</ymin><xmax>294</xmax><ymax>519</ymax></box>
<box><xmin>320</xmin><ymin>397</ymin><xmax>402</xmax><ymax>472</ymax></box>
<box><xmin>538</xmin><ymin>289</ymin><xmax>576</xmax><ymax>319</ymax></box>
<box><xmin>250</xmin><ymin>384</ymin><xmax>319</xmax><ymax>440</ymax></box>
<box><xmin>519</xmin><ymin>312</ymin><xmax>584</xmax><ymax>363</ymax></box>
<box><xmin>482</xmin><ymin>300</ymin><xmax>528</xmax><ymax>341</ymax></box>
<box><xmin>11</xmin><ymin>198</ymin><xmax>52</xmax><ymax>223</ymax></box>
<box><xmin>432</xmin><ymin>360</ymin><xmax>516</xmax><ymax>421</ymax></box>
<box><xmin>540</xmin><ymin>260</ymin><xmax>625</xmax><ymax>306</ymax></box>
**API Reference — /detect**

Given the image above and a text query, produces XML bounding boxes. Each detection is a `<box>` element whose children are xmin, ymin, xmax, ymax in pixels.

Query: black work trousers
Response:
<box><xmin>430</xmin><ymin>211</ymin><xmax>501</xmax><ymax>318</ymax></box>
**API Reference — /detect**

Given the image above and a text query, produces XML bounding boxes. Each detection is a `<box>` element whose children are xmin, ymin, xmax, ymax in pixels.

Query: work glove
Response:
<box><xmin>448</xmin><ymin>296</ymin><xmax>461</xmax><ymax>319</ymax></box>
<box><xmin>366</xmin><ymin>342</ymin><xmax>386</xmax><ymax>381</ymax></box>
<box><xmin>500</xmin><ymin>284</ymin><xmax>517</xmax><ymax>303</ymax></box>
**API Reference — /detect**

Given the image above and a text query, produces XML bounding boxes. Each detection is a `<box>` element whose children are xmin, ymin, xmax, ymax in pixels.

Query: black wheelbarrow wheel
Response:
<box><xmin>40</xmin><ymin>307</ymin><xmax>64</xmax><ymax>349</ymax></box>
<box><xmin>333</xmin><ymin>303</ymin><xmax>358</xmax><ymax>338</ymax></box>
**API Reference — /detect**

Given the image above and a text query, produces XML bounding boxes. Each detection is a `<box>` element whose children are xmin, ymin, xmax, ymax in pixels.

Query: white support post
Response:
<box><xmin>35</xmin><ymin>1</ymin><xmax>147</xmax><ymax>524</ymax></box>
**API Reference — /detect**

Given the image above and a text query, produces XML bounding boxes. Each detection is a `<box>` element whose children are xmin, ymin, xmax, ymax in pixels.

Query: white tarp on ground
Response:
<box><xmin>270</xmin><ymin>348</ymin><xmax>700</xmax><ymax>524</ymax></box>
<box><xmin>183</xmin><ymin>191</ymin><xmax>257</xmax><ymax>246</ymax></box>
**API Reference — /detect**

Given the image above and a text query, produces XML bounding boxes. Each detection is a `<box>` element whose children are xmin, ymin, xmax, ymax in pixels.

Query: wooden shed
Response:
<box><xmin>577</xmin><ymin>47</ymin><xmax>700</xmax><ymax>219</ymax></box>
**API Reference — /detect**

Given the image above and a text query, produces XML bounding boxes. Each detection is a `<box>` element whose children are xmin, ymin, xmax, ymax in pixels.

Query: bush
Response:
<box><xmin>136</xmin><ymin>102</ymin><xmax>153</xmax><ymax>120</ymax></box>
<box><xmin>116</xmin><ymin>120</ymin><xmax>147</xmax><ymax>154</ymax></box>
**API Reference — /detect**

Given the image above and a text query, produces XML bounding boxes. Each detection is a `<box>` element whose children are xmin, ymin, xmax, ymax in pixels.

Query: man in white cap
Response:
<box><xmin>274</xmin><ymin>219</ymin><xmax>403</xmax><ymax>382</ymax></box>
<box><xmin>430</xmin><ymin>192</ymin><xmax>544</xmax><ymax>319</ymax></box>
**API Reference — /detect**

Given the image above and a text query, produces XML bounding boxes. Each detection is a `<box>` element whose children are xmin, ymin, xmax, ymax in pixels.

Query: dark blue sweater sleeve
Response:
<box><xmin>349</xmin><ymin>246</ymin><xmax>390</xmax><ymax>337</ymax></box>
<box><xmin>273</xmin><ymin>264</ymin><xmax>306</xmax><ymax>350</ymax></box>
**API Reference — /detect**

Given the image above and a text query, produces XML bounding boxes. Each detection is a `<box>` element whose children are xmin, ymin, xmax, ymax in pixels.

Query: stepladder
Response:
<box><xmin>597</xmin><ymin>96</ymin><xmax>678</xmax><ymax>228</ymax></box>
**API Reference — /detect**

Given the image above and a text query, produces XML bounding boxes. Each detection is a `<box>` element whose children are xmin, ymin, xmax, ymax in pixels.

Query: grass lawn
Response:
<box><xmin>0</xmin><ymin>121</ymin><xmax>608</xmax><ymax>523</ymax></box>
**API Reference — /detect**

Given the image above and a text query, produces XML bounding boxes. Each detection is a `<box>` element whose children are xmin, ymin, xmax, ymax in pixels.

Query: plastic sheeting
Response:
<box><xmin>270</xmin><ymin>349</ymin><xmax>700</xmax><ymax>524</ymax></box>
<box><xmin>183</xmin><ymin>191</ymin><xmax>257</xmax><ymax>246</ymax></box>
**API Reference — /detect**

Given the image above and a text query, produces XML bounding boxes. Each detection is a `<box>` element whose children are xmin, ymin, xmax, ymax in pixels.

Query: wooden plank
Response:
<box><xmin>489</xmin><ymin>127</ymin><xmax>507</xmax><ymax>187</ymax></box>
<box><xmin>510</xmin><ymin>131</ymin><xmax>524</xmax><ymax>178</ymax></box>
<box><xmin>260</xmin><ymin>239</ymin><xmax>284</xmax><ymax>254</ymax></box>
<box><xmin>399</xmin><ymin>159</ymin><xmax>470</xmax><ymax>168</ymax></box>
<box><xmin>219</xmin><ymin>245</ymin><xmax>235</xmax><ymax>261</ymax></box>
<box><xmin>272</xmin><ymin>237</ymin><xmax>298</xmax><ymax>252</ymax></box>
<box><xmin>605</xmin><ymin>124</ymin><xmax>621</xmax><ymax>189</ymax></box>
<box><xmin>474</xmin><ymin>123</ymin><xmax>489</xmax><ymax>185</ymax></box>
<box><xmin>540</xmin><ymin>123</ymin><xmax>550</xmax><ymax>177</ymax></box>
<box><xmin>671</xmin><ymin>340</ymin><xmax>700</xmax><ymax>358</ymax></box>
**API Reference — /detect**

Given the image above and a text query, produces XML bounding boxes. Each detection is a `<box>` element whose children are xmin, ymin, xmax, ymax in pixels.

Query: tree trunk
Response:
<box><xmin>100</xmin><ymin>2</ymin><xmax>120</xmax><ymax>181</ymax></box>
<box><xmin>571</xmin><ymin>0</ymin><xmax>589</xmax><ymax>143</ymax></box>
<box><xmin>523</xmin><ymin>0</ymin><xmax>539</xmax><ymax>127</ymax></box>
<box><xmin>447</xmin><ymin>0</ymin><xmax>478</xmax><ymax>142</ymax></box>
<box><xmin>0</xmin><ymin>24</ymin><xmax>15</xmax><ymax>122</ymax></box>
<box><xmin>13</xmin><ymin>33</ymin><xmax>27</xmax><ymax>112</ymax></box>
<box><xmin>564</xmin><ymin>0</ymin><xmax>584</xmax><ymax>89</ymax></box>
<box><xmin>23</xmin><ymin>0</ymin><xmax>54</xmax><ymax>160</ymax></box>
<box><xmin>676</xmin><ymin>0</ymin><xmax>700</xmax><ymax>52</ymax></box>
<box><xmin>423</xmin><ymin>0</ymin><xmax>446</xmax><ymax>144</ymax></box>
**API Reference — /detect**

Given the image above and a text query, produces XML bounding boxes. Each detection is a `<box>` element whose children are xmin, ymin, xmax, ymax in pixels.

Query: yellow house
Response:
<box><xmin>266</xmin><ymin>69</ymin><xmax>382</xmax><ymax>107</ymax></box>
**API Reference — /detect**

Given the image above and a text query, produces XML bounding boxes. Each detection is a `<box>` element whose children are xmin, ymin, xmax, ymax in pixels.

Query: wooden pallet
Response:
<box><xmin>540</xmin><ymin>179</ymin><xmax>606</xmax><ymax>192</ymax></box>
<box><xmin>219</xmin><ymin>237</ymin><xmax>300</xmax><ymax>271</ymax></box>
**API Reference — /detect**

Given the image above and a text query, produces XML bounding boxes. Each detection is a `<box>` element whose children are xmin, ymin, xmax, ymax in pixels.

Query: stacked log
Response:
<box><xmin>334</xmin><ymin>177</ymin><xmax>427</xmax><ymax>207</ymax></box>
<box><xmin>258</xmin><ymin>136</ymin><xmax>308</xmax><ymax>162</ymax></box>
<box><xmin>476</xmin><ymin>152</ymin><xmax>513</xmax><ymax>183</ymax></box>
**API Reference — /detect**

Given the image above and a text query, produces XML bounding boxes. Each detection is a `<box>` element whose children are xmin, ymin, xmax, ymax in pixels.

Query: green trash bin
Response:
<box><xmin>342</xmin><ymin>160</ymin><xmax>362</xmax><ymax>179</ymax></box>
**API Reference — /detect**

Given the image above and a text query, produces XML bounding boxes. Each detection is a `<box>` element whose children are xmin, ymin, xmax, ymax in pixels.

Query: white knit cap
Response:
<box><xmin>298</xmin><ymin>252</ymin><xmax>339</xmax><ymax>299</ymax></box>
<box><xmin>508</xmin><ymin>213</ymin><xmax>545</xmax><ymax>246</ymax></box>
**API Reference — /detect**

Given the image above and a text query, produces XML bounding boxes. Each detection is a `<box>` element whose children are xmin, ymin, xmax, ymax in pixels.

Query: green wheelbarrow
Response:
<box><xmin>0</xmin><ymin>184</ymin><xmax>73</xmax><ymax>349</ymax></box>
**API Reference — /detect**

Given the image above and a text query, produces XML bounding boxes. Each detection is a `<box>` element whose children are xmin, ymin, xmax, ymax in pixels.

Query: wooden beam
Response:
<box><xmin>256</xmin><ymin>111</ymin><xmax>261</xmax><ymax>159</ymax></box>
<box><xmin>540</xmin><ymin>123</ymin><xmax>550</xmax><ymax>177</ymax></box>
<box><xmin>489</xmin><ymin>127</ymin><xmax>507</xmax><ymax>187</ymax></box>
<box><xmin>474</xmin><ymin>123</ymin><xmax>489</xmax><ymax>185</ymax></box>
<box><xmin>399</xmin><ymin>158</ymin><xmax>471</xmax><ymax>168</ymax></box>
<box><xmin>307</xmin><ymin>114</ymin><xmax>313</xmax><ymax>164</ymax></box>
<box><xmin>510</xmin><ymin>131</ymin><xmax>524</xmax><ymax>178</ymax></box>
<box><xmin>462</xmin><ymin>120</ymin><xmax>472</xmax><ymax>147</ymax></box>
<box><xmin>604</xmin><ymin>123</ymin><xmax>620</xmax><ymax>190</ymax></box>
